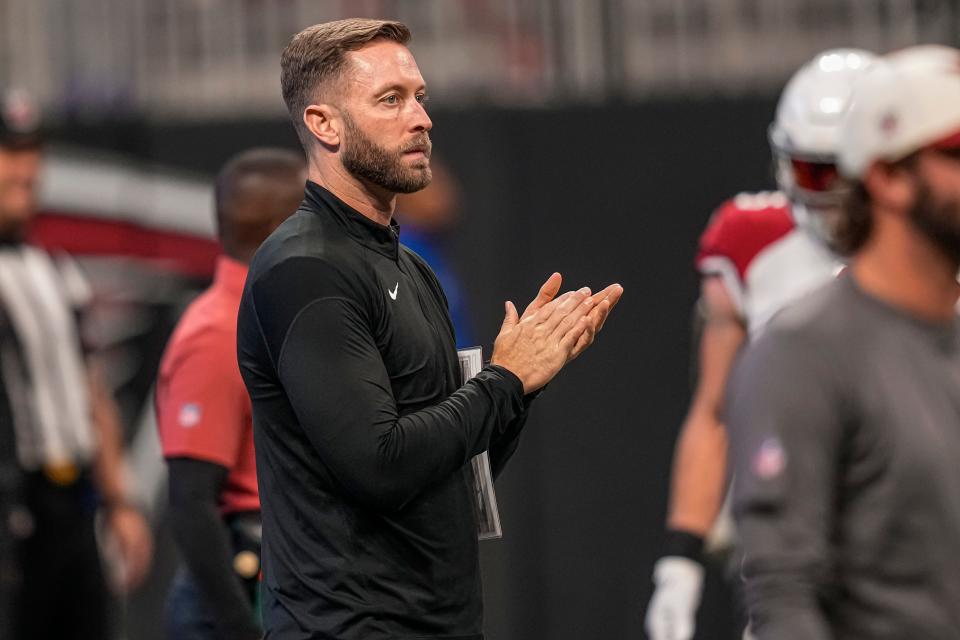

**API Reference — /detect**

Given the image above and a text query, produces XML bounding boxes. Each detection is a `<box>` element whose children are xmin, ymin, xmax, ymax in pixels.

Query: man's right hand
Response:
<box><xmin>645</xmin><ymin>556</ymin><xmax>705</xmax><ymax>640</ymax></box>
<box><xmin>490</xmin><ymin>274</ymin><xmax>623</xmax><ymax>394</ymax></box>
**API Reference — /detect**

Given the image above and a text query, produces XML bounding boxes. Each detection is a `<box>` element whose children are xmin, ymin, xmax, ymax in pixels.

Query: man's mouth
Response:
<box><xmin>402</xmin><ymin>141</ymin><xmax>431</xmax><ymax>158</ymax></box>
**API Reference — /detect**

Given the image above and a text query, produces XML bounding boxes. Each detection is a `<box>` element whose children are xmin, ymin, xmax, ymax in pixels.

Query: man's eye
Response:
<box><xmin>416</xmin><ymin>94</ymin><xmax>429</xmax><ymax>104</ymax></box>
<box><xmin>383</xmin><ymin>95</ymin><xmax>399</xmax><ymax>105</ymax></box>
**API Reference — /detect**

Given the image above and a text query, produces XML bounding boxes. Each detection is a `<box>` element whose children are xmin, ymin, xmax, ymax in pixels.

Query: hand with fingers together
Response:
<box><xmin>490</xmin><ymin>273</ymin><xmax>623</xmax><ymax>394</ymax></box>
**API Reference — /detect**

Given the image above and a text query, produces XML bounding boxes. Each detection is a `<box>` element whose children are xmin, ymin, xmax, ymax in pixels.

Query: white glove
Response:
<box><xmin>645</xmin><ymin>556</ymin><xmax>705</xmax><ymax>640</ymax></box>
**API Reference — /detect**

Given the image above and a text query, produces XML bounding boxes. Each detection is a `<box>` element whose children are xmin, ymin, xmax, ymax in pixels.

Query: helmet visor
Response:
<box><xmin>790</xmin><ymin>158</ymin><xmax>840</xmax><ymax>193</ymax></box>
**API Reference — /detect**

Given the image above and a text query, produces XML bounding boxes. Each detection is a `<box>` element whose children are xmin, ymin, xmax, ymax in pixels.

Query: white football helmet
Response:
<box><xmin>769</xmin><ymin>48</ymin><xmax>876</xmax><ymax>247</ymax></box>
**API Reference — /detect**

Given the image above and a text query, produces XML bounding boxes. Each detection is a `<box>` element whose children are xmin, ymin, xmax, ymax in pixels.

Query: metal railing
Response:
<box><xmin>1</xmin><ymin>0</ymin><xmax>958</xmax><ymax>119</ymax></box>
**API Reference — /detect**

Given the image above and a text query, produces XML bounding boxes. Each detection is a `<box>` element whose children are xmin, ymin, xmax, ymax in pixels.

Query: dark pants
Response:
<box><xmin>12</xmin><ymin>470</ymin><xmax>110</xmax><ymax>640</ymax></box>
<box><xmin>164</xmin><ymin>568</ymin><xmax>220</xmax><ymax>640</ymax></box>
<box><xmin>165</xmin><ymin>512</ymin><xmax>262</xmax><ymax>640</ymax></box>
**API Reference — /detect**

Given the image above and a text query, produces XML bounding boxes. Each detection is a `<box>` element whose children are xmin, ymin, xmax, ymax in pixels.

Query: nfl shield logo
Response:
<box><xmin>178</xmin><ymin>403</ymin><xmax>202</xmax><ymax>428</ymax></box>
<box><xmin>753</xmin><ymin>437</ymin><xmax>786</xmax><ymax>480</ymax></box>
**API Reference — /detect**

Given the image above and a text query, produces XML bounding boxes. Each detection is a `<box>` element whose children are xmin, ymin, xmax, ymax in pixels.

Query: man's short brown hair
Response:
<box><xmin>281</xmin><ymin>19</ymin><xmax>411</xmax><ymax>150</ymax></box>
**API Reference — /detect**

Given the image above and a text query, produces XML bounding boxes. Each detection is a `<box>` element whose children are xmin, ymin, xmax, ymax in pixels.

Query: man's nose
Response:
<box><xmin>408</xmin><ymin>100</ymin><xmax>432</xmax><ymax>133</ymax></box>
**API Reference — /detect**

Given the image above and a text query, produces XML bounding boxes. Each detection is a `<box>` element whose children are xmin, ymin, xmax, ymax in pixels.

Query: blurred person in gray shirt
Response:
<box><xmin>726</xmin><ymin>45</ymin><xmax>960</xmax><ymax>640</ymax></box>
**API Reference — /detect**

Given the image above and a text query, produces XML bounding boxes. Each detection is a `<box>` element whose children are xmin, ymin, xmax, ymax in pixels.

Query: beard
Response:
<box><xmin>340</xmin><ymin>112</ymin><xmax>432</xmax><ymax>194</ymax></box>
<box><xmin>908</xmin><ymin>180</ymin><xmax>960</xmax><ymax>264</ymax></box>
<box><xmin>0</xmin><ymin>220</ymin><xmax>25</xmax><ymax>244</ymax></box>
<box><xmin>0</xmin><ymin>207</ymin><xmax>29</xmax><ymax>245</ymax></box>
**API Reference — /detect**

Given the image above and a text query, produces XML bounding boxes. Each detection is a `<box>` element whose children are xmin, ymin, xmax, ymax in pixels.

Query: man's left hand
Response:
<box><xmin>106</xmin><ymin>505</ymin><xmax>153</xmax><ymax>592</ymax></box>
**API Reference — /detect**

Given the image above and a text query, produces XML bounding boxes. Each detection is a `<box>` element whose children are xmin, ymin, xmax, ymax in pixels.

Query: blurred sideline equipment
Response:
<box><xmin>645</xmin><ymin>48</ymin><xmax>874</xmax><ymax>640</ymax></box>
<box><xmin>728</xmin><ymin>44</ymin><xmax>960</xmax><ymax>639</ymax></box>
<box><xmin>0</xmin><ymin>88</ymin><xmax>152</xmax><ymax>640</ymax></box>
<box><xmin>156</xmin><ymin>148</ymin><xmax>305</xmax><ymax>640</ymax></box>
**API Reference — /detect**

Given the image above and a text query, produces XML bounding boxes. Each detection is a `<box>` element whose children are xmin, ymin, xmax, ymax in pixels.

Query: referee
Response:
<box><xmin>157</xmin><ymin>148</ymin><xmax>305</xmax><ymax>640</ymax></box>
<box><xmin>727</xmin><ymin>46</ymin><xmax>960</xmax><ymax>640</ymax></box>
<box><xmin>0</xmin><ymin>89</ymin><xmax>152</xmax><ymax>639</ymax></box>
<box><xmin>237</xmin><ymin>19</ymin><xmax>622</xmax><ymax>640</ymax></box>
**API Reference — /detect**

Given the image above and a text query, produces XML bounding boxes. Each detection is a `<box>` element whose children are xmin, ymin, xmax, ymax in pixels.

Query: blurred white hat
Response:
<box><xmin>839</xmin><ymin>45</ymin><xmax>960</xmax><ymax>179</ymax></box>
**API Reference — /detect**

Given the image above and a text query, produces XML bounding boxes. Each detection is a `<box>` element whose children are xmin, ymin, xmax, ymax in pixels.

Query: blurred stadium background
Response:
<box><xmin>1</xmin><ymin>1</ymin><xmax>958</xmax><ymax>639</ymax></box>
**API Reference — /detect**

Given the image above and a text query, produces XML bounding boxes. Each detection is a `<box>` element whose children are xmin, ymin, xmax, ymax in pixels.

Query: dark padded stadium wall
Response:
<box><xmin>434</xmin><ymin>102</ymin><xmax>776</xmax><ymax>640</ymax></box>
<box><xmin>57</xmin><ymin>97</ymin><xmax>778</xmax><ymax>640</ymax></box>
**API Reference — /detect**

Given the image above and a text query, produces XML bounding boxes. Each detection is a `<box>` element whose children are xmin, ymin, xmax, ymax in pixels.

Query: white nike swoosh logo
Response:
<box><xmin>388</xmin><ymin>283</ymin><xmax>399</xmax><ymax>300</ymax></box>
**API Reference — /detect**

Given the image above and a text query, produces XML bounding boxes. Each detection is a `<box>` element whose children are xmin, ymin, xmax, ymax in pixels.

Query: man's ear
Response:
<box><xmin>864</xmin><ymin>160</ymin><xmax>916</xmax><ymax>214</ymax></box>
<box><xmin>304</xmin><ymin>104</ymin><xmax>341</xmax><ymax>149</ymax></box>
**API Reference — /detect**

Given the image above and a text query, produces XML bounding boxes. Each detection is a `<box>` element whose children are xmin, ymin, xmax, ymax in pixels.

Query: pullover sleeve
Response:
<box><xmin>488</xmin><ymin>391</ymin><xmax>540</xmax><ymax>479</ymax></box>
<box><xmin>251</xmin><ymin>258</ymin><xmax>526</xmax><ymax>513</ymax></box>
<box><xmin>725</xmin><ymin>328</ymin><xmax>846</xmax><ymax>640</ymax></box>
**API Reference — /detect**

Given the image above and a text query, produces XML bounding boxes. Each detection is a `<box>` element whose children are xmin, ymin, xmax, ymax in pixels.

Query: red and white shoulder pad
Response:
<box><xmin>695</xmin><ymin>191</ymin><xmax>794</xmax><ymax>309</ymax></box>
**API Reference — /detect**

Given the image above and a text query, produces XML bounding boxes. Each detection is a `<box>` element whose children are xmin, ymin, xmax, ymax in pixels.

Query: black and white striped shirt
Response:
<box><xmin>0</xmin><ymin>245</ymin><xmax>95</xmax><ymax>469</ymax></box>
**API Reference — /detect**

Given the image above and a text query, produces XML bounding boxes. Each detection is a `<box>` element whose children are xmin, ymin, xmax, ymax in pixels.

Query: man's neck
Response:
<box><xmin>308</xmin><ymin>163</ymin><xmax>395</xmax><ymax>227</ymax></box>
<box><xmin>851</xmin><ymin>223</ymin><xmax>960</xmax><ymax>323</ymax></box>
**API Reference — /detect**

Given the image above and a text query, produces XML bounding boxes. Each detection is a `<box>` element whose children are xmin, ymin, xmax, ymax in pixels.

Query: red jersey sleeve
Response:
<box><xmin>156</xmin><ymin>325</ymin><xmax>251</xmax><ymax>469</ymax></box>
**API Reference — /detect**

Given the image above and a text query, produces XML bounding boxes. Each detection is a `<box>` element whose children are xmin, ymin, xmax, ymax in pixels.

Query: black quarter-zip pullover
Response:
<box><xmin>237</xmin><ymin>182</ymin><xmax>531</xmax><ymax>640</ymax></box>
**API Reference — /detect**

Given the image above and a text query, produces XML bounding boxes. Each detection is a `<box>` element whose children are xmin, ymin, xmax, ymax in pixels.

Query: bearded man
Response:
<box><xmin>726</xmin><ymin>46</ymin><xmax>960</xmax><ymax>640</ymax></box>
<box><xmin>236</xmin><ymin>19</ymin><xmax>622</xmax><ymax>640</ymax></box>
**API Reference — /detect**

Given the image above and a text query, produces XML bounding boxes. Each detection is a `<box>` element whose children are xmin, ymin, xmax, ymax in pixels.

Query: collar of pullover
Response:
<box><xmin>304</xmin><ymin>180</ymin><xmax>400</xmax><ymax>261</ymax></box>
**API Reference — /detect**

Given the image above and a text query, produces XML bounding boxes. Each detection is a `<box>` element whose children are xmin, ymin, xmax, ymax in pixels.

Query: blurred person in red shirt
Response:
<box><xmin>156</xmin><ymin>147</ymin><xmax>305</xmax><ymax>640</ymax></box>
<box><xmin>0</xmin><ymin>89</ymin><xmax>152</xmax><ymax>639</ymax></box>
